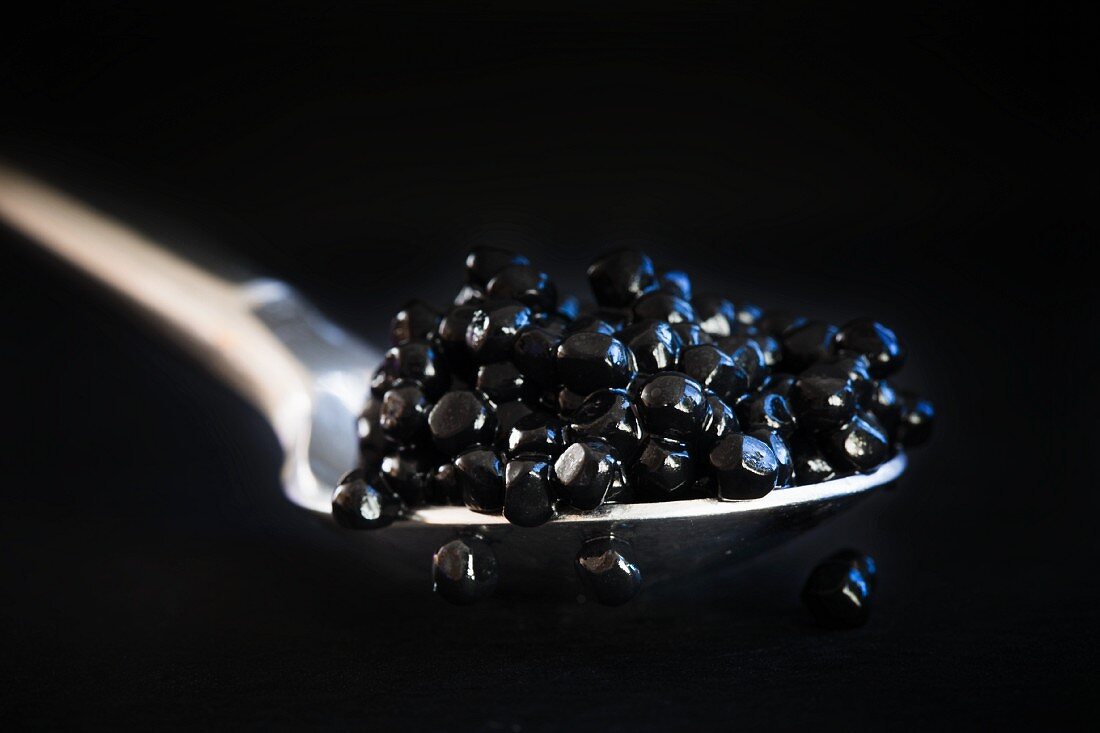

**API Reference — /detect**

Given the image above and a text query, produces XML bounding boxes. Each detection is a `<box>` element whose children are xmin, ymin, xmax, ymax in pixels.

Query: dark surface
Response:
<box><xmin>1</xmin><ymin>3</ymin><xmax>1096</xmax><ymax>729</ymax></box>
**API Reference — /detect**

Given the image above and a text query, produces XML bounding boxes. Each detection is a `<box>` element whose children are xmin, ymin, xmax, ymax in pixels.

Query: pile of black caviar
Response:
<box><xmin>332</xmin><ymin>247</ymin><xmax>933</xmax><ymax>530</ymax></box>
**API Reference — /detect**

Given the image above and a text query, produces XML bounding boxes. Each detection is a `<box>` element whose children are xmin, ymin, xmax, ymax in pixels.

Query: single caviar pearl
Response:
<box><xmin>486</xmin><ymin>263</ymin><xmax>558</xmax><ymax>311</ymax></box>
<box><xmin>632</xmin><ymin>291</ymin><xmax>695</xmax><ymax>324</ymax></box>
<box><xmin>507</xmin><ymin>411</ymin><xmax>566</xmax><ymax>457</ymax></box>
<box><xmin>503</xmin><ymin>456</ymin><xmax>556</xmax><ymax>527</ymax></box>
<box><xmin>433</xmin><ymin>536</ymin><xmax>499</xmax><ymax>604</ymax></box>
<box><xmin>454</xmin><ymin>447</ymin><xmax>506</xmax><ymax>513</ymax></box>
<box><xmin>693</xmin><ymin>295</ymin><xmax>738</xmax><ymax>338</ymax></box>
<box><xmin>897</xmin><ymin>393</ymin><xmax>934</xmax><ymax>446</ymax></box>
<box><xmin>788</xmin><ymin>432</ymin><xmax>844</xmax><ymax>485</ymax></box>
<box><xmin>587</xmin><ymin>249</ymin><xmax>657</xmax><ymax>307</ymax></box>
<box><xmin>569</xmin><ymin>388</ymin><xmax>645</xmax><ymax>462</ymax></box>
<box><xmin>736</xmin><ymin>392</ymin><xmax>797</xmax><ymax>438</ymax></box>
<box><xmin>781</xmin><ymin>320</ymin><xmax>839</xmax><ymax>372</ymax></box>
<box><xmin>575</xmin><ymin>537</ymin><xmax>642</xmax><ymax>606</ymax></box>
<box><xmin>437</xmin><ymin>304</ymin><xmax>479</xmax><ymax>376</ymax></box>
<box><xmin>427</xmin><ymin>391</ymin><xmax>497</xmax><ymax>456</ymax></box>
<box><xmin>494</xmin><ymin>399</ymin><xmax>534</xmax><ymax>446</ymax></box>
<box><xmin>829</xmin><ymin>548</ymin><xmax>878</xmax><ymax>590</ymax></box>
<box><xmin>700</xmin><ymin>392</ymin><xmax>738</xmax><ymax>448</ymax></box>
<box><xmin>425</xmin><ymin>462</ymin><xmax>461</xmax><ymax>505</ymax></box>
<box><xmin>658</xmin><ymin>270</ymin><xmax>692</xmax><ymax>301</ymax></box>
<box><xmin>379</xmin><ymin>448</ymin><xmax>435</xmax><ymax>505</ymax></box>
<box><xmin>512</xmin><ymin>326</ymin><xmax>561</xmax><ymax>388</ymax></box>
<box><xmin>835</xmin><ymin>318</ymin><xmax>907</xmax><ymax>378</ymax></box>
<box><xmin>379</xmin><ymin>380</ymin><xmax>433</xmax><ymax>444</ymax></box>
<box><xmin>378</xmin><ymin>341</ymin><xmax>450</xmax><ymax>398</ymax></box>
<box><xmin>331</xmin><ymin>468</ymin><xmax>403</xmax><ymax>530</ymax></box>
<box><xmin>616</xmin><ymin>319</ymin><xmax>682</xmax><ymax>374</ymax></box>
<box><xmin>748</xmin><ymin>428</ymin><xmax>794</xmax><ymax>487</ymax></box>
<box><xmin>789</xmin><ymin>375</ymin><xmax>856</xmax><ymax>431</ymax></box>
<box><xmin>679</xmin><ymin>344</ymin><xmax>747</xmax><ymax>402</ymax></box>
<box><xmin>632</xmin><ymin>435</ymin><xmax>696</xmax><ymax>500</ymax></box>
<box><xmin>390</xmin><ymin>299</ymin><xmax>441</xmax><ymax>346</ymax></box>
<box><xmin>802</xmin><ymin>555</ymin><xmax>873</xmax><ymax>628</ymax></box>
<box><xmin>802</xmin><ymin>354</ymin><xmax>873</xmax><ymax>406</ymax></box>
<box><xmin>637</xmin><ymin>372</ymin><xmax>708</xmax><ymax>440</ymax></box>
<box><xmin>708</xmin><ymin>433</ymin><xmax>778</xmax><ymax>500</ymax></box>
<box><xmin>556</xmin><ymin>332</ymin><xmax>636</xmax><ymax>395</ymax></box>
<box><xmin>475</xmin><ymin>360</ymin><xmax>527</xmax><ymax>404</ymax></box>
<box><xmin>865</xmin><ymin>380</ymin><xmax>903</xmax><ymax>437</ymax></box>
<box><xmin>720</xmin><ymin>333</ymin><xmax>782</xmax><ymax>369</ymax></box>
<box><xmin>465</xmin><ymin>301</ymin><xmax>532</xmax><ymax>363</ymax></box>
<box><xmin>669</xmin><ymin>322</ymin><xmax>713</xmax><ymax>347</ymax></box>
<box><xmin>465</xmin><ymin>245</ymin><xmax>530</xmax><ymax>286</ymax></box>
<box><xmin>553</xmin><ymin>439</ymin><xmax>625</xmax><ymax>510</ymax></box>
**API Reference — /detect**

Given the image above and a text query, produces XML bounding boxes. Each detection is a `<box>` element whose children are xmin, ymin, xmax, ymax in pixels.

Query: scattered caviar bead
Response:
<box><xmin>502</xmin><ymin>456</ymin><xmax>556</xmax><ymax>527</ymax></box>
<box><xmin>433</xmin><ymin>536</ymin><xmax>499</xmax><ymax>604</ymax></box>
<box><xmin>426</xmin><ymin>462</ymin><xmax>461</xmax><ymax>505</ymax></box>
<box><xmin>379</xmin><ymin>380</ymin><xmax>432</xmax><ymax>444</ymax></box>
<box><xmin>637</xmin><ymin>372</ymin><xmax>708</xmax><ymax>440</ymax></box>
<box><xmin>494</xmin><ymin>399</ymin><xmax>534</xmax><ymax>445</ymax></box>
<box><xmin>453</xmin><ymin>284</ymin><xmax>486</xmax><ymax>306</ymax></box>
<box><xmin>475</xmin><ymin>361</ymin><xmax>527</xmax><ymax>404</ymax></box>
<box><xmin>721</xmin><ymin>334</ymin><xmax>782</xmax><ymax>368</ymax></box>
<box><xmin>897</xmin><ymin>394</ymin><xmax>934</xmax><ymax>447</ymax></box>
<box><xmin>564</xmin><ymin>315</ymin><xmax>616</xmax><ymax>336</ymax></box>
<box><xmin>380</xmin><ymin>448</ymin><xmax>435</xmax><ymax>505</ymax></box>
<box><xmin>658</xmin><ymin>270</ymin><xmax>692</xmax><ymax>301</ymax></box>
<box><xmin>789</xmin><ymin>375</ymin><xmax>856</xmax><ymax>431</ymax></box>
<box><xmin>428</xmin><ymin>390</ymin><xmax>497</xmax><ymax>456</ymax></box>
<box><xmin>781</xmin><ymin>320</ymin><xmax>839</xmax><ymax>372</ymax></box>
<box><xmin>700</xmin><ymin>392</ymin><xmax>738</xmax><ymax>448</ymax></box>
<box><xmin>331</xmin><ymin>468</ymin><xmax>404</xmax><ymax>529</ymax></box>
<box><xmin>788</xmin><ymin>432</ymin><xmax>842</xmax><ymax>485</ymax></box>
<box><xmin>486</xmin><ymin>263</ymin><xmax>558</xmax><ymax>311</ymax></box>
<box><xmin>553</xmin><ymin>440</ymin><xmax>625</xmax><ymax>510</ymax></box>
<box><xmin>727</xmin><ymin>339</ymin><xmax>768</xmax><ymax>390</ymax></box>
<box><xmin>632</xmin><ymin>291</ymin><xmax>695</xmax><ymax>325</ymax></box>
<box><xmin>748</xmin><ymin>428</ymin><xmax>794</xmax><ymax>487</ymax></box>
<box><xmin>632</xmin><ymin>435</ymin><xmax>696</xmax><ymax>499</ymax></box>
<box><xmin>454</xmin><ymin>447</ymin><xmax>506</xmax><ymax>513</ymax></box>
<box><xmin>556</xmin><ymin>332</ymin><xmax>636</xmax><ymax>395</ymax></box>
<box><xmin>694</xmin><ymin>295</ymin><xmax>739</xmax><ymax>338</ymax></box>
<box><xmin>708</xmin><ymin>433</ymin><xmax>778</xmax><ymax>500</ymax></box>
<box><xmin>680</xmin><ymin>344</ymin><xmax>747</xmax><ymax>401</ymax></box>
<box><xmin>756</xmin><ymin>310</ymin><xmax>808</xmax><ymax>337</ymax></box>
<box><xmin>669</xmin><ymin>321</ymin><xmax>713</xmax><ymax>347</ymax></box>
<box><xmin>380</xmin><ymin>341</ymin><xmax>450</xmax><ymax>398</ymax></box>
<box><xmin>802</xmin><ymin>555</ymin><xmax>873</xmax><ymax>628</ymax></box>
<box><xmin>616</xmin><ymin>319</ymin><xmax>682</xmax><ymax>374</ymax></box>
<box><xmin>465</xmin><ymin>301</ymin><xmax>532</xmax><ymax>364</ymax></box>
<box><xmin>507</xmin><ymin>411</ymin><xmax>566</xmax><ymax>457</ymax></box>
<box><xmin>390</xmin><ymin>299</ymin><xmax>441</xmax><ymax>346</ymax></box>
<box><xmin>575</xmin><ymin>537</ymin><xmax>642</xmax><ymax>606</ymax></box>
<box><xmin>465</xmin><ymin>245</ymin><xmax>530</xmax><ymax>286</ymax></box>
<box><xmin>829</xmin><ymin>548</ymin><xmax>878</xmax><ymax>590</ymax></box>
<box><xmin>558</xmin><ymin>295</ymin><xmax>580</xmax><ymax>321</ymax></box>
<box><xmin>865</xmin><ymin>380</ymin><xmax>903</xmax><ymax>436</ymax></box>
<box><xmin>736</xmin><ymin>303</ymin><xmax>763</xmax><ymax>327</ymax></box>
<box><xmin>569</xmin><ymin>388</ymin><xmax>645</xmax><ymax>461</ymax></box>
<box><xmin>557</xmin><ymin>387</ymin><xmax>588</xmax><ymax>418</ymax></box>
<box><xmin>587</xmin><ymin>249</ymin><xmax>657</xmax><ymax>307</ymax></box>
<box><xmin>760</xmin><ymin>373</ymin><xmax>797</xmax><ymax>398</ymax></box>
<box><xmin>835</xmin><ymin>318</ymin><xmax>907</xmax><ymax>378</ymax></box>
<box><xmin>512</xmin><ymin>326</ymin><xmax>561</xmax><ymax>388</ymax></box>
<box><xmin>803</xmin><ymin>354</ymin><xmax>873</xmax><ymax>405</ymax></box>
<box><xmin>736</xmin><ymin>392</ymin><xmax>797</xmax><ymax>438</ymax></box>
<box><xmin>356</xmin><ymin>396</ymin><xmax>388</xmax><ymax>467</ymax></box>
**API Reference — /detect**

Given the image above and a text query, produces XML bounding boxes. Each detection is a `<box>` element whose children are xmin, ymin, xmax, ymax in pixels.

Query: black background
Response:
<box><xmin>2</xmin><ymin>3</ymin><xmax>1096</xmax><ymax>729</ymax></box>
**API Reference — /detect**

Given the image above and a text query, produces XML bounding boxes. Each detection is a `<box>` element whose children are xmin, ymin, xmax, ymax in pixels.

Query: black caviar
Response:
<box><xmin>336</xmin><ymin>246</ymin><xmax>934</xmax><ymax>529</ymax></box>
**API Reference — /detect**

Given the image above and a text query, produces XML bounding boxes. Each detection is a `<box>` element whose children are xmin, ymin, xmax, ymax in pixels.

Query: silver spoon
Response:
<box><xmin>0</xmin><ymin>163</ymin><xmax>905</xmax><ymax>600</ymax></box>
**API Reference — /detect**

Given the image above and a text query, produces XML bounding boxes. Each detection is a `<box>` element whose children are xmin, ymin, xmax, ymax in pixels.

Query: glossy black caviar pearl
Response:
<box><xmin>503</xmin><ymin>456</ymin><xmax>556</xmax><ymax>527</ymax></box>
<box><xmin>557</xmin><ymin>387</ymin><xmax>587</xmax><ymax>418</ymax></box>
<box><xmin>897</xmin><ymin>394</ymin><xmax>934</xmax><ymax>447</ymax></box>
<box><xmin>575</xmin><ymin>537</ymin><xmax>642</xmax><ymax>606</ymax></box>
<box><xmin>356</xmin><ymin>396</ymin><xmax>388</xmax><ymax>469</ymax></box>
<box><xmin>587</xmin><ymin>249</ymin><xmax>657</xmax><ymax>307</ymax></box>
<box><xmin>748</xmin><ymin>429</ymin><xmax>794</xmax><ymax>487</ymax></box>
<box><xmin>632</xmin><ymin>291</ymin><xmax>695</xmax><ymax>325</ymax></box>
<box><xmin>465</xmin><ymin>302</ymin><xmax>532</xmax><ymax>363</ymax></box>
<box><xmin>486</xmin><ymin>264</ymin><xmax>558</xmax><ymax>311</ymax></box>
<box><xmin>632</xmin><ymin>435</ymin><xmax>696</xmax><ymax>499</ymax></box>
<box><xmin>680</xmin><ymin>345</ymin><xmax>747</xmax><ymax>402</ymax></box>
<box><xmin>553</xmin><ymin>440</ymin><xmax>625</xmax><ymax>510</ymax></box>
<box><xmin>760</xmin><ymin>373</ymin><xmax>797</xmax><ymax>398</ymax></box>
<box><xmin>558</xmin><ymin>295</ymin><xmax>580</xmax><ymax>321</ymax></box>
<box><xmin>556</xmin><ymin>332</ymin><xmax>636</xmax><ymax>395</ymax></box>
<box><xmin>788</xmin><ymin>432</ymin><xmax>842</xmax><ymax>485</ymax></box>
<box><xmin>801</xmin><ymin>556</ymin><xmax>873</xmax><ymax>628</ymax></box>
<box><xmin>453</xmin><ymin>284</ymin><xmax>486</xmax><ymax>306</ymax></box>
<box><xmin>822</xmin><ymin>407</ymin><xmax>888</xmax><ymax>471</ymax></box>
<box><xmin>700</xmin><ymin>392</ymin><xmax>738</xmax><ymax>448</ymax></box>
<box><xmin>331</xmin><ymin>468</ymin><xmax>404</xmax><ymax>529</ymax></box>
<box><xmin>736</xmin><ymin>303</ymin><xmax>763</xmax><ymax>327</ymax></box>
<box><xmin>379</xmin><ymin>380</ymin><xmax>432</xmax><ymax>444</ymax></box>
<box><xmin>494</xmin><ymin>399</ymin><xmax>534</xmax><ymax>445</ymax></box>
<box><xmin>669</xmin><ymin>322</ymin><xmax>713</xmax><ymax>347</ymax></box>
<box><xmin>616</xmin><ymin>320</ymin><xmax>681</xmax><ymax>374</ymax></box>
<box><xmin>379</xmin><ymin>341</ymin><xmax>450</xmax><ymax>398</ymax></box>
<box><xmin>569</xmin><ymin>388</ymin><xmax>645</xmax><ymax>461</ymax></box>
<box><xmin>720</xmin><ymin>334</ymin><xmax>782</xmax><ymax>369</ymax></box>
<box><xmin>726</xmin><ymin>339</ymin><xmax>768</xmax><ymax>390</ymax></box>
<box><xmin>512</xmin><ymin>326</ymin><xmax>561</xmax><ymax>388</ymax></box>
<box><xmin>835</xmin><ymin>318</ymin><xmax>906</xmax><ymax>378</ymax></box>
<box><xmin>802</xmin><ymin>354</ymin><xmax>873</xmax><ymax>406</ymax></box>
<box><xmin>789</xmin><ymin>376</ymin><xmax>856</xmax><ymax>431</ymax></box>
<box><xmin>465</xmin><ymin>245</ymin><xmax>530</xmax><ymax>286</ymax></box>
<box><xmin>390</xmin><ymin>299</ymin><xmax>441</xmax><ymax>346</ymax></box>
<box><xmin>735</xmin><ymin>392</ymin><xmax>797</xmax><ymax>438</ymax></box>
<box><xmin>637</xmin><ymin>372</ymin><xmax>708</xmax><ymax>440</ymax></box>
<box><xmin>428</xmin><ymin>391</ymin><xmax>497</xmax><ymax>456</ymax></box>
<box><xmin>380</xmin><ymin>448</ymin><xmax>435</xmax><ymax>505</ymax></box>
<box><xmin>829</xmin><ymin>548</ymin><xmax>878</xmax><ymax>590</ymax></box>
<box><xmin>454</xmin><ymin>447</ymin><xmax>506</xmax><ymax>513</ymax></box>
<box><xmin>756</xmin><ymin>310</ymin><xmax>808</xmax><ymax>338</ymax></box>
<box><xmin>864</xmin><ymin>380</ymin><xmax>903</xmax><ymax>436</ymax></box>
<box><xmin>475</xmin><ymin>361</ymin><xmax>527</xmax><ymax>404</ymax></box>
<box><xmin>426</xmin><ymin>462</ymin><xmax>461</xmax><ymax>505</ymax></box>
<box><xmin>658</xmin><ymin>270</ymin><xmax>692</xmax><ymax>301</ymax></box>
<box><xmin>693</xmin><ymin>295</ymin><xmax>738</xmax><ymax>338</ymax></box>
<box><xmin>433</xmin><ymin>536</ymin><xmax>499</xmax><ymax>604</ymax></box>
<box><xmin>564</xmin><ymin>315</ymin><xmax>616</xmax><ymax>336</ymax></box>
<box><xmin>437</xmin><ymin>305</ymin><xmax>478</xmax><ymax>374</ymax></box>
<box><xmin>507</xmin><ymin>411</ymin><xmax>565</xmax><ymax>457</ymax></box>
<box><xmin>781</xmin><ymin>320</ymin><xmax>839</xmax><ymax>372</ymax></box>
<box><xmin>708</xmin><ymin>433</ymin><xmax>778</xmax><ymax>500</ymax></box>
